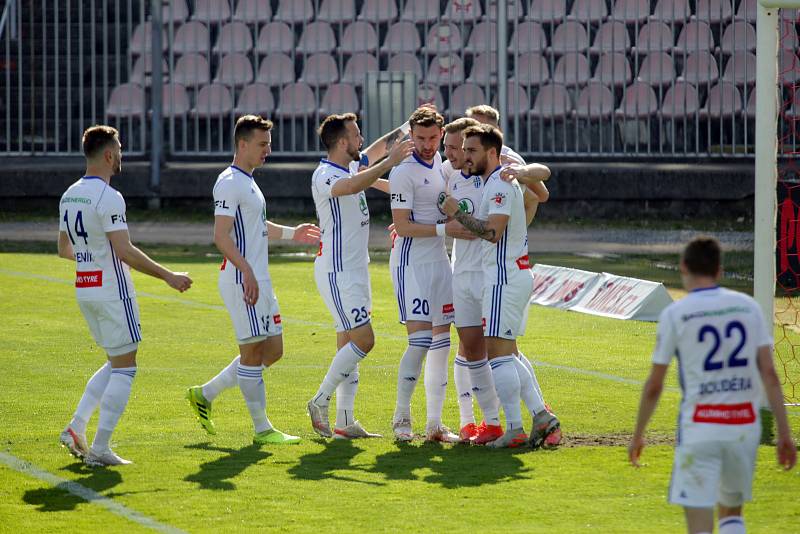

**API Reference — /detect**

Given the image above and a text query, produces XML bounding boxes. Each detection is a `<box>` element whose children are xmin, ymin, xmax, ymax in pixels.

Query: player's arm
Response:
<box><xmin>362</xmin><ymin>121</ymin><xmax>411</xmax><ymax>164</ymax></box>
<box><xmin>370</xmin><ymin>179</ymin><xmax>390</xmax><ymax>193</ymax></box>
<box><xmin>391</xmin><ymin>208</ymin><xmax>439</xmax><ymax>238</ymax></box>
<box><xmin>628</xmin><ymin>363</ymin><xmax>669</xmax><ymax>467</ymax></box>
<box><xmin>107</xmin><ymin>229</ymin><xmax>192</xmax><ymax>292</ymax></box>
<box><xmin>266</xmin><ymin>220</ymin><xmax>320</xmax><ymax>244</ymax></box>
<box><xmin>523</xmin><ymin>186</ymin><xmax>540</xmax><ymax>226</ymax></box>
<box><xmin>214</xmin><ymin>215</ymin><xmax>259</xmax><ymax>304</ymax></box>
<box><xmin>500</xmin><ymin>163</ymin><xmax>551</xmax><ymax>188</ymax></box>
<box><xmin>57</xmin><ymin>231</ymin><xmax>75</xmax><ymax>260</ymax></box>
<box><xmin>441</xmin><ymin>195</ymin><xmax>507</xmax><ymax>243</ymax></box>
<box><xmin>332</xmin><ymin>139</ymin><xmax>413</xmax><ymax>197</ymax></box>
<box><xmin>756</xmin><ymin>345</ymin><xmax>798</xmax><ymax>470</ymax></box>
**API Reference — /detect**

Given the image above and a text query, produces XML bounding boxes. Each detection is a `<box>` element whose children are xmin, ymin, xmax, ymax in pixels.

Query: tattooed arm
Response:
<box><xmin>362</xmin><ymin>122</ymin><xmax>411</xmax><ymax>164</ymax></box>
<box><xmin>442</xmin><ymin>196</ymin><xmax>509</xmax><ymax>244</ymax></box>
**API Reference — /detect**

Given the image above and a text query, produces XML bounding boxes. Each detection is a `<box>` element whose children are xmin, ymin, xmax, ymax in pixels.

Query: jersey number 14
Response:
<box><xmin>63</xmin><ymin>210</ymin><xmax>89</xmax><ymax>245</ymax></box>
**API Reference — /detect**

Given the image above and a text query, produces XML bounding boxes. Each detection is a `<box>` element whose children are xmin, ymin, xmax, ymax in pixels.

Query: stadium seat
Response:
<box><xmin>317</xmin><ymin>0</ymin><xmax>356</xmax><ymax>24</ymax></box>
<box><xmin>257</xmin><ymin>53</ymin><xmax>296</xmax><ymax>86</ymax></box>
<box><xmin>382</xmin><ymin>21</ymin><xmax>422</xmax><ymax>54</ymax></box>
<box><xmin>567</xmin><ymin>0</ymin><xmax>608</xmax><ymax>24</ymax></box>
<box><xmin>214</xmin><ymin>53</ymin><xmax>254</xmax><ymax>86</ymax></box>
<box><xmin>508</xmin><ymin>21</ymin><xmax>547</xmax><ymax>53</ymax></box>
<box><xmin>299</xmin><ymin>53</ymin><xmax>340</xmax><ymax>86</ymax></box>
<box><xmin>464</xmin><ymin>21</ymin><xmax>498</xmax><ymax>53</ymax></box>
<box><xmin>527</xmin><ymin>0</ymin><xmax>568</xmax><ymax>24</ymax></box>
<box><xmin>497</xmin><ymin>83</ymin><xmax>531</xmax><ymax>117</ymax></box>
<box><xmin>130</xmin><ymin>22</ymin><xmax>166</xmax><ymax>55</ymax></box>
<box><xmin>529</xmin><ymin>84</ymin><xmax>573</xmax><ymax>118</ymax></box>
<box><xmin>442</xmin><ymin>0</ymin><xmax>483</xmax><ymax>23</ymax></box>
<box><xmin>172</xmin><ymin>53</ymin><xmax>211</xmax><ymax>86</ymax></box>
<box><xmin>699</xmin><ymin>82</ymin><xmax>742</xmax><ymax>119</ymax></box>
<box><xmin>297</xmin><ymin>22</ymin><xmax>337</xmax><ymax>55</ymax></box>
<box><xmin>448</xmin><ymin>84</ymin><xmax>486</xmax><ymax>116</ymax></box>
<box><xmin>130</xmin><ymin>55</ymin><xmax>168</xmax><ymax>87</ymax></box>
<box><xmin>589</xmin><ymin>21</ymin><xmax>631</xmax><ymax>55</ymax></box>
<box><xmin>547</xmin><ymin>22</ymin><xmax>589</xmax><ymax>55</ymax></box>
<box><xmin>735</xmin><ymin>0</ymin><xmax>757</xmax><ymax>21</ymax></box>
<box><xmin>721</xmin><ymin>51</ymin><xmax>756</xmax><ymax>86</ymax></box>
<box><xmin>162</xmin><ymin>83</ymin><xmax>192</xmax><ymax>117</ymax></box>
<box><xmin>552</xmin><ymin>53</ymin><xmax>591</xmax><ymax>86</ymax></box>
<box><xmin>591</xmin><ymin>52</ymin><xmax>632</xmax><ymax>87</ymax></box>
<box><xmin>718</xmin><ymin>21</ymin><xmax>756</xmax><ymax>55</ymax></box>
<box><xmin>636</xmin><ymin>52</ymin><xmax>676</xmax><ymax>86</ymax></box>
<box><xmin>674</xmin><ymin>22</ymin><xmax>715</xmax><ymax>54</ymax></box>
<box><xmin>660</xmin><ymin>81</ymin><xmax>700</xmax><ymax>118</ymax></box>
<box><xmin>191</xmin><ymin>0</ymin><xmax>231</xmax><ymax>24</ymax></box>
<box><xmin>256</xmin><ymin>22</ymin><xmax>294</xmax><ymax>55</ymax></box>
<box><xmin>632</xmin><ymin>22</ymin><xmax>674</xmax><ymax>55</ymax></box>
<box><xmin>234</xmin><ymin>83</ymin><xmax>276</xmax><ymax>115</ymax></box>
<box><xmin>388</xmin><ymin>53</ymin><xmax>424</xmax><ymax>80</ymax></box>
<box><xmin>275</xmin><ymin>82</ymin><xmax>317</xmax><ymax>118</ymax></box>
<box><xmin>232</xmin><ymin>0</ymin><xmax>273</xmax><ymax>23</ymax></box>
<box><xmin>213</xmin><ymin>22</ymin><xmax>254</xmax><ymax>54</ymax></box>
<box><xmin>106</xmin><ymin>83</ymin><xmax>146</xmax><ymax>117</ymax></box>
<box><xmin>416</xmin><ymin>84</ymin><xmax>446</xmax><ymax>109</ymax></box>
<box><xmin>611</xmin><ymin>0</ymin><xmax>650</xmax><ymax>25</ymax></box>
<box><xmin>649</xmin><ymin>0</ymin><xmax>691</xmax><ymax>24</ymax></box>
<box><xmin>574</xmin><ymin>82</ymin><xmax>615</xmax><ymax>119</ymax></box>
<box><xmin>192</xmin><ymin>84</ymin><xmax>234</xmax><ymax>117</ymax></box>
<box><xmin>339</xmin><ymin>21</ymin><xmax>379</xmax><ymax>54</ymax></box>
<box><xmin>677</xmin><ymin>51</ymin><xmax>719</xmax><ymax>85</ymax></box>
<box><xmin>172</xmin><ymin>21</ymin><xmax>210</xmax><ymax>55</ymax></box>
<box><xmin>780</xmin><ymin>50</ymin><xmax>800</xmax><ymax>85</ymax></box>
<box><xmin>693</xmin><ymin>0</ymin><xmax>733</xmax><ymax>24</ymax></box>
<box><xmin>426</xmin><ymin>54</ymin><xmax>465</xmax><ymax>85</ymax></box>
<box><xmin>485</xmin><ymin>0</ymin><xmax>524</xmax><ymax>21</ymax></box>
<box><xmin>274</xmin><ymin>0</ymin><xmax>315</xmax><ymax>24</ymax></box>
<box><xmin>341</xmin><ymin>53</ymin><xmax>379</xmax><ymax>84</ymax></box>
<box><xmin>358</xmin><ymin>0</ymin><xmax>398</xmax><ymax>23</ymax></box>
<box><xmin>400</xmin><ymin>0</ymin><xmax>441</xmax><ymax>23</ymax></box>
<box><xmin>161</xmin><ymin>0</ymin><xmax>190</xmax><ymax>24</ymax></box>
<box><xmin>744</xmin><ymin>88</ymin><xmax>756</xmax><ymax>119</ymax></box>
<box><xmin>465</xmin><ymin>53</ymin><xmax>498</xmax><ymax>85</ymax></box>
<box><xmin>422</xmin><ymin>23</ymin><xmax>464</xmax><ymax>55</ymax></box>
<box><xmin>615</xmin><ymin>82</ymin><xmax>659</xmax><ymax>118</ymax></box>
<box><xmin>511</xmin><ymin>52</ymin><xmax>550</xmax><ymax>86</ymax></box>
<box><xmin>319</xmin><ymin>83</ymin><xmax>360</xmax><ymax>115</ymax></box>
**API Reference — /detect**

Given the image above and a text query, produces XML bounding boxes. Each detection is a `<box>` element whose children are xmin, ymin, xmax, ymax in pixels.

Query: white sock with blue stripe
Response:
<box><xmin>394</xmin><ymin>330</ymin><xmax>431</xmax><ymax>421</ymax></box>
<box><xmin>490</xmin><ymin>356</ymin><xmax>523</xmax><ymax>430</ymax></box>
<box><xmin>517</xmin><ymin>351</ymin><xmax>544</xmax><ymax>401</ymax></box>
<box><xmin>92</xmin><ymin>366</ymin><xmax>136</xmax><ymax>453</ymax></box>
<box><xmin>454</xmin><ymin>355</ymin><xmax>475</xmax><ymax>427</ymax></box>
<box><xmin>335</xmin><ymin>366</ymin><xmax>359</xmax><ymax>428</ymax></box>
<box><xmin>513</xmin><ymin>355</ymin><xmax>545</xmax><ymax>416</ymax></box>
<box><xmin>202</xmin><ymin>354</ymin><xmax>240</xmax><ymax>403</ymax></box>
<box><xmin>313</xmin><ymin>342</ymin><xmax>367</xmax><ymax>407</ymax></box>
<box><xmin>237</xmin><ymin>364</ymin><xmax>272</xmax><ymax>433</ymax></box>
<box><xmin>71</xmin><ymin>362</ymin><xmax>112</xmax><ymax>434</ymax></box>
<box><xmin>468</xmin><ymin>358</ymin><xmax>501</xmax><ymax>425</ymax></box>
<box><xmin>719</xmin><ymin>516</ymin><xmax>746</xmax><ymax>534</ymax></box>
<box><xmin>424</xmin><ymin>333</ymin><xmax>450</xmax><ymax>426</ymax></box>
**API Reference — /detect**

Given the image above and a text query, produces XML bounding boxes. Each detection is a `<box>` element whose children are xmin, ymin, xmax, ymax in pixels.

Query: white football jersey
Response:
<box><xmin>440</xmin><ymin>158</ymin><xmax>458</xmax><ymax>187</ymax></box>
<box><xmin>59</xmin><ymin>176</ymin><xmax>135</xmax><ymax>301</ymax></box>
<box><xmin>477</xmin><ymin>167</ymin><xmax>530</xmax><ymax>285</ymax></box>
<box><xmin>213</xmin><ymin>165</ymin><xmax>270</xmax><ymax>283</ymax></box>
<box><xmin>311</xmin><ymin>159</ymin><xmax>370</xmax><ymax>272</ymax></box>
<box><xmin>447</xmin><ymin>169</ymin><xmax>486</xmax><ymax>275</ymax></box>
<box><xmin>653</xmin><ymin>287</ymin><xmax>772</xmax><ymax>444</ymax></box>
<box><xmin>501</xmin><ymin>144</ymin><xmax>526</xmax><ymax>164</ymax></box>
<box><xmin>389</xmin><ymin>152</ymin><xmax>449</xmax><ymax>267</ymax></box>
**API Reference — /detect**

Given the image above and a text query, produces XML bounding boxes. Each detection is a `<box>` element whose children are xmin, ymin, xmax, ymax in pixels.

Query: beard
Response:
<box><xmin>346</xmin><ymin>145</ymin><xmax>361</xmax><ymax>162</ymax></box>
<box><xmin>467</xmin><ymin>160</ymin><xmax>486</xmax><ymax>176</ymax></box>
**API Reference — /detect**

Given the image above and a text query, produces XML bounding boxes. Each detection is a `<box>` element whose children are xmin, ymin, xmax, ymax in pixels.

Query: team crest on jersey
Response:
<box><xmin>423</xmin><ymin>178</ymin><xmax>430</xmax><ymax>185</ymax></box>
<box><xmin>358</xmin><ymin>193</ymin><xmax>368</xmax><ymax>215</ymax></box>
<box><xmin>493</xmin><ymin>192</ymin><xmax>507</xmax><ymax>206</ymax></box>
<box><xmin>437</xmin><ymin>192</ymin><xmax>448</xmax><ymax>215</ymax></box>
<box><xmin>458</xmin><ymin>198</ymin><xmax>474</xmax><ymax>214</ymax></box>
<box><xmin>473</xmin><ymin>177</ymin><xmax>482</xmax><ymax>189</ymax></box>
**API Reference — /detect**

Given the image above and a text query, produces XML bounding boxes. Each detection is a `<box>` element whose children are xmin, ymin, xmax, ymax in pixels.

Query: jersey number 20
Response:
<box><xmin>698</xmin><ymin>321</ymin><xmax>748</xmax><ymax>371</ymax></box>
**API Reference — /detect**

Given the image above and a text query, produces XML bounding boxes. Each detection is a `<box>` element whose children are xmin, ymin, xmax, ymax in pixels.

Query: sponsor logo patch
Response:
<box><xmin>442</xmin><ymin>303</ymin><xmax>454</xmax><ymax>314</ymax></box>
<box><xmin>692</xmin><ymin>402</ymin><xmax>755</xmax><ymax>425</ymax></box>
<box><xmin>75</xmin><ymin>270</ymin><xmax>102</xmax><ymax>288</ymax></box>
<box><xmin>493</xmin><ymin>192</ymin><xmax>507</xmax><ymax>207</ymax></box>
<box><xmin>516</xmin><ymin>255</ymin><xmax>531</xmax><ymax>270</ymax></box>
<box><xmin>273</xmin><ymin>314</ymin><xmax>282</xmax><ymax>325</ymax></box>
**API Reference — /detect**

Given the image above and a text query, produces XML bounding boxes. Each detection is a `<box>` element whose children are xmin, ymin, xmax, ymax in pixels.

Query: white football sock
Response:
<box><xmin>202</xmin><ymin>354</ymin><xmax>240</xmax><ymax>402</ymax></box>
<box><xmin>313</xmin><ymin>342</ymin><xmax>367</xmax><ymax>407</ymax></box>
<box><xmin>719</xmin><ymin>516</ymin><xmax>746</xmax><ymax>534</ymax></box>
<box><xmin>467</xmin><ymin>358</ymin><xmax>501</xmax><ymax>425</ymax></box>
<box><xmin>490</xmin><ymin>356</ymin><xmax>523</xmax><ymax>430</ymax></box>
<box><xmin>92</xmin><ymin>367</ymin><xmax>136</xmax><ymax>452</ymax></box>
<box><xmin>335</xmin><ymin>366</ymin><xmax>359</xmax><ymax>428</ymax></box>
<box><xmin>424</xmin><ymin>332</ymin><xmax>450</xmax><ymax>426</ymax></box>
<box><xmin>517</xmin><ymin>351</ymin><xmax>544</xmax><ymax>401</ymax></box>
<box><xmin>237</xmin><ymin>364</ymin><xmax>272</xmax><ymax>433</ymax></box>
<box><xmin>394</xmin><ymin>330</ymin><xmax>431</xmax><ymax>421</ymax></box>
<box><xmin>513</xmin><ymin>355</ymin><xmax>545</xmax><ymax>416</ymax></box>
<box><xmin>453</xmin><ymin>355</ymin><xmax>475</xmax><ymax>427</ymax></box>
<box><xmin>71</xmin><ymin>362</ymin><xmax>111</xmax><ymax>434</ymax></box>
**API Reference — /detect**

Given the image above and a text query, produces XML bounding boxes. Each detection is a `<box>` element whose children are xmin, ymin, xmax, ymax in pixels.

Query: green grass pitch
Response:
<box><xmin>0</xmin><ymin>248</ymin><xmax>798</xmax><ymax>533</ymax></box>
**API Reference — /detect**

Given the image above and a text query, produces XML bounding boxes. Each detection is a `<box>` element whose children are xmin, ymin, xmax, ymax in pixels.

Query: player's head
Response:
<box><xmin>318</xmin><ymin>113</ymin><xmax>362</xmax><ymax>162</ymax></box>
<box><xmin>465</xmin><ymin>105</ymin><xmax>500</xmax><ymax>128</ymax></box>
<box><xmin>408</xmin><ymin>106</ymin><xmax>444</xmax><ymax>162</ymax></box>
<box><xmin>233</xmin><ymin>115</ymin><xmax>273</xmax><ymax>169</ymax></box>
<box><xmin>462</xmin><ymin>124</ymin><xmax>503</xmax><ymax>176</ymax></box>
<box><xmin>680</xmin><ymin>236</ymin><xmax>722</xmax><ymax>286</ymax></box>
<box><xmin>82</xmin><ymin>125</ymin><xmax>122</xmax><ymax>175</ymax></box>
<box><xmin>443</xmin><ymin>118</ymin><xmax>480</xmax><ymax>171</ymax></box>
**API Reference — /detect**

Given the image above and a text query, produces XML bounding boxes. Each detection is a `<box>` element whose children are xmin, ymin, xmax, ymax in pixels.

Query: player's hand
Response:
<box><xmin>445</xmin><ymin>219</ymin><xmax>475</xmax><ymax>240</ymax></box>
<box><xmin>776</xmin><ymin>434</ymin><xmax>798</xmax><ymax>471</ymax></box>
<box><xmin>242</xmin><ymin>268</ymin><xmax>259</xmax><ymax>305</ymax></box>
<box><xmin>441</xmin><ymin>195</ymin><xmax>460</xmax><ymax>217</ymax></box>
<box><xmin>387</xmin><ymin>223</ymin><xmax>397</xmax><ymax>247</ymax></box>
<box><xmin>292</xmin><ymin>223</ymin><xmax>321</xmax><ymax>244</ymax></box>
<box><xmin>628</xmin><ymin>435</ymin><xmax>645</xmax><ymax>467</ymax></box>
<box><xmin>166</xmin><ymin>272</ymin><xmax>193</xmax><ymax>292</ymax></box>
<box><xmin>500</xmin><ymin>164</ymin><xmax>525</xmax><ymax>183</ymax></box>
<box><xmin>500</xmin><ymin>152</ymin><xmax>524</xmax><ymax>166</ymax></box>
<box><xmin>386</xmin><ymin>139</ymin><xmax>414</xmax><ymax>166</ymax></box>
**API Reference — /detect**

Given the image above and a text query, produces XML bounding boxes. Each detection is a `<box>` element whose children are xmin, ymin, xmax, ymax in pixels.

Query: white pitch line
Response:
<box><xmin>0</xmin><ymin>452</ymin><xmax>186</xmax><ymax>534</ymax></box>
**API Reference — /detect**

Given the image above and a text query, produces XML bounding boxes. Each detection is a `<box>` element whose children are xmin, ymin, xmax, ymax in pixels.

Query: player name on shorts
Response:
<box><xmin>75</xmin><ymin>270</ymin><xmax>103</xmax><ymax>287</ymax></box>
<box><xmin>692</xmin><ymin>402</ymin><xmax>756</xmax><ymax>425</ymax></box>
<box><xmin>698</xmin><ymin>376</ymin><xmax>753</xmax><ymax>396</ymax></box>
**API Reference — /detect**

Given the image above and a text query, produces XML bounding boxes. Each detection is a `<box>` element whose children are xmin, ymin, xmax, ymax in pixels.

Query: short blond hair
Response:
<box><xmin>443</xmin><ymin>117</ymin><xmax>480</xmax><ymax>135</ymax></box>
<box><xmin>465</xmin><ymin>105</ymin><xmax>500</xmax><ymax>125</ymax></box>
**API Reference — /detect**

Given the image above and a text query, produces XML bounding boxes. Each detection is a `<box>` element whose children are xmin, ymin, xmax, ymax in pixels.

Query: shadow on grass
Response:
<box><xmin>288</xmin><ymin>439</ymin><xmax>386</xmax><ymax>486</ymax></box>
<box><xmin>184</xmin><ymin>442</ymin><xmax>271</xmax><ymax>491</ymax></box>
<box><xmin>22</xmin><ymin>461</ymin><xmax>124</xmax><ymax>512</ymax></box>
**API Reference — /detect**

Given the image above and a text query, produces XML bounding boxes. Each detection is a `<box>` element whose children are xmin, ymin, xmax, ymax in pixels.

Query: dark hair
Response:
<box><xmin>682</xmin><ymin>236</ymin><xmax>722</xmax><ymax>277</ymax></box>
<box><xmin>409</xmin><ymin>106</ymin><xmax>444</xmax><ymax>130</ymax></box>
<box><xmin>462</xmin><ymin>123</ymin><xmax>503</xmax><ymax>156</ymax></box>
<box><xmin>234</xmin><ymin>115</ymin><xmax>273</xmax><ymax>147</ymax></box>
<box><xmin>82</xmin><ymin>125</ymin><xmax>119</xmax><ymax>159</ymax></box>
<box><xmin>443</xmin><ymin>117</ymin><xmax>480</xmax><ymax>135</ymax></box>
<box><xmin>318</xmin><ymin>113</ymin><xmax>358</xmax><ymax>149</ymax></box>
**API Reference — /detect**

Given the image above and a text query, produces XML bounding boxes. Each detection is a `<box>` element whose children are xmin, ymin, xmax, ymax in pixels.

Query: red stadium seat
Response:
<box><xmin>320</xmin><ymin>83</ymin><xmax>360</xmax><ymax>115</ymax></box>
<box><xmin>527</xmin><ymin>0</ymin><xmax>568</xmax><ymax>24</ymax></box>
<box><xmin>256</xmin><ymin>23</ymin><xmax>294</xmax><ymax>55</ymax></box>
<box><xmin>567</xmin><ymin>0</ymin><xmax>608</xmax><ymax>24</ymax></box>
<box><xmin>693</xmin><ymin>0</ymin><xmax>733</xmax><ymax>24</ymax></box>
<box><xmin>466</xmin><ymin>52</ymin><xmax>498</xmax><ymax>85</ymax></box>
<box><xmin>400</xmin><ymin>0</ymin><xmax>441</xmax><ymax>23</ymax></box>
<box><xmin>359</xmin><ymin>0</ymin><xmax>398</xmax><ymax>23</ymax></box>
<box><xmin>173</xmin><ymin>21</ymin><xmax>210</xmax><ymax>55</ymax></box>
<box><xmin>275</xmin><ymin>82</ymin><xmax>317</xmax><ymax>118</ymax></box>
<box><xmin>274</xmin><ymin>0</ymin><xmax>315</xmax><ymax>24</ymax></box>
<box><xmin>745</xmin><ymin>88</ymin><xmax>756</xmax><ymax>119</ymax></box>
<box><xmin>233</xmin><ymin>0</ymin><xmax>273</xmax><ymax>23</ymax></box>
<box><xmin>172</xmin><ymin>53</ymin><xmax>211</xmax><ymax>87</ymax></box>
<box><xmin>699</xmin><ymin>82</ymin><xmax>743</xmax><ymax>119</ymax></box>
<box><xmin>130</xmin><ymin>22</ymin><xmax>166</xmax><ymax>55</ymax></box>
<box><xmin>735</xmin><ymin>0</ymin><xmax>757</xmax><ymax>21</ymax></box>
<box><xmin>426</xmin><ymin>54</ymin><xmax>465</xmax><ymax>86</ymax></box>
<box><xmin>529</xmin><ymin>84</ymin><xmax>573</xmax><ymax>118</ymax></box>
<box><xmin>382</xmin><ymin>21</ymin><xmax>422</xmax><ymax>54</ymax></box>
<box><xmin>442</xmin><ymin>0</ymin><xmax>483</xmax><ymax>23</ymax></box>
<box><xmin>213</xmin><ymin>22</ymin><xmax>254</xmax><ymax>55</ymax></box>
<box><xmin>632</xmin><ymin>22</ymin><xmax>674</xmax><ymax>55</ymax></box>
<box><xmin>574</xmin><ymin>82</ymin><xmax>616</xmax><ymax>119</ymax></box>
<box><xmin>107</xmin><ymin>84</ymin><xmax>146</xmax><ymax>118</ymax></box>
<box><xmin>317</xmin><ymin>0</ymin><xmax>356</xmax><ymax>24</ymax></box>
<box><xmin>591</xmin><ymin>53</ymin><xmax>632</xmax><ymax>87</ymax></box>
<box><xmin>547</xmin><ymin>22</ymin><xmax>589</xmax><ymax>55</ymax></box>
<box><xmin>416</xmin><ymin>84</ymin><xmax>445</xmax><ymax>109</ymax></box>
<box><xmin>192</xmin><ymin>84</ymin><xmax>233</xmax><ymax>117</ymax></box>
<box><xmin>465</xmin><ymin>21</ymin><xmax>498</xmax><ymax>54</ymax></box>
<box><xmin>299</xmin><ymin>53</ymin><xmax>340</xmax><ymax>86</ymax></box>
<box><xmin>485</xmin><ymin>0</ymin><xmax>524</xmax><ymax>21</ymax></box>
<box><xmin>718</xmin><ymin>22</ymin><xmax>756</xmax><ymax>55</ymax></box>
<box><xmin>552</xmin><ymin>53</ymin><xmax>591</xmax><ymax>86</ymax></box>
<box><xmin>611</xmin><ymin>0</ymin><xmax>650</xmax><ymax>25</ymax></box>
<box><xmin>589</xmin><ymin>21</ymin><xmax>631</xmax><ymax>55</ymax></box>
<box><xmin>422</xmin><ymin>23</ymin><xmax>464</xmax><ymax>55</ymax></box>
<box><xmin>161</xmin><ymin>0</ymin><xmax>190</xmax><ymax>23</ymax></box>
<box><xmin>162</xmin><ymin>83</ymin><xmax>192</xmax><ymax>117</ymax></box>
<box><xmin>130</xmin><ymin>55</ymin><xmax>168</xmax><ymax>87</ymax></box>
<box><xmin>511</xmin><ymin>52</ymin><xmax>550</xmax><ymax>86</ymax></box>
<box><xmin>297</xmin><ymin>22</ymin><xmax>337</xmax><ymax>55</ymax></box>
<box><xmin>388</xmin><ymin>53</ymin><xmax>424</xmax><ymax>80</ymax></box>
<box><xmin>508</xmin><ymin>21</ymin><xmax>547</xmax><ymax>53</ymax></box>
<box><xmin>192</xmin><ymin>0</ymin><xmax>231</xmax><ymax>24</ymax></box>
<box><xmin>649</xmin><ymin>0</ymin><xmax>691</xmax><ymax>24</ymax></box>
<box><xmin>674</xmin><ymin>22</ymin><xmax>715</xmax><ymax>54</ymax></box>
<box><xmin>615</xmin><ymin>82</ymin><xmax>659</xmax><ymax>118</ymax></box>
<box><xmin>257</xmin><ymin>53</ymin><xmax>295</xmax><ymax>86</ymax></box>
<box><xmin>660</xmin><ymin>81</ymin><xmax>700</xmax><ymax>118</ymax></box>
<box><xmin>678</xmin><ymin>51</ymin><xmax>719</xmax><ymax>86</ymax></box>
<box><xmin>339</xmin><ymin>21</ymin><xmax>379</xmax><ymax>54</ymax></box>
<box><xmin>448</xmin><ymin>83</ymin><xmax>486</xmax><ymax>117</ymax></box>
<box><xmin>636</xmin><ymin>52</ymin><xmax>676</xmax><ymax>86</ymax></box>
<box><xmin>721</xmin><ymin>52</ymin><xmax>756</xmax><ymax>86</ymax></box>
<box><xmin>341</xmin><ymin>53</ymin><xmax>379</xmax><ymax>84</ymax></box>
<box><xmin>234</xmin><ymin>83</ymin><xmax>276</xmax><ymax>115</ymax></box>
<box><xmin>214</xmin><ymin>53</ymin><xmax>254</xmax><ymax>86</ymax></box>
<box><xmin>496</xmin><ymin>83</ymin><xmax>531</xmax><ymax>117</ymax></box>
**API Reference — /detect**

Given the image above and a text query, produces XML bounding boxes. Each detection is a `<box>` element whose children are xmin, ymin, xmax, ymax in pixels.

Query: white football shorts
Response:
<box><xmin>482</xmin><ymin>268</ymin><xmax>534</xmax><ymax>340</ymax></box>
<box><xmin>78</xmin><ymin>298</ymin><xmax>142</xmax><ymax>356</ymax></box>
<box><xmin>219</xmin><ymin>279</ymin><xmax>282</xmax><ymax>343</ymax></box>
<box><xmin>453</xmin><ymin>270</ymin><xmax>483</xmax><ymax>328</ymax></box>
<box><xmin>392</xmin><ymin>259</ymin><xmax>454</xmax><ymax>327</ymax></box>
<box><xmin>314</xmin><ymin>265</ymin><xmax>372</xmax><ymax>333</ymax></box>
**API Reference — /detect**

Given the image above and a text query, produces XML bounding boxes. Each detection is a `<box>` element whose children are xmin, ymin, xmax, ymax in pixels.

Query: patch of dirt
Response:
<box><xmin>561</xmin><ymin>433</ymin><xmax>675</xmax><ymax>448</ymax></box>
